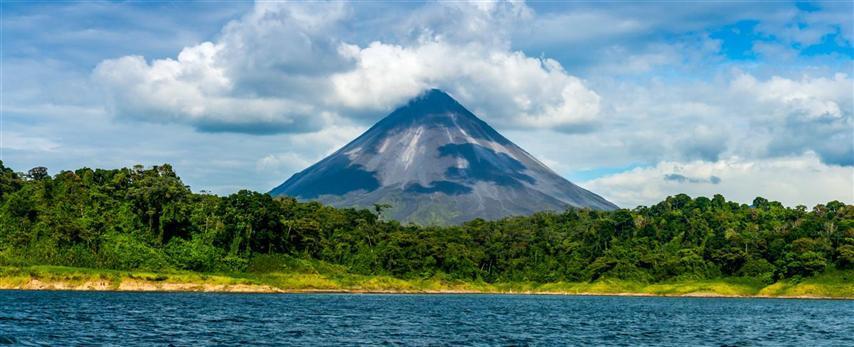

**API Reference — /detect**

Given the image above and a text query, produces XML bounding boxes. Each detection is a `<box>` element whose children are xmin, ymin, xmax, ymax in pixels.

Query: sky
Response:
<box><xmin>2</xmin><ymin>0</ymin><xmax>852</xmax><ymax>208</ymax></box>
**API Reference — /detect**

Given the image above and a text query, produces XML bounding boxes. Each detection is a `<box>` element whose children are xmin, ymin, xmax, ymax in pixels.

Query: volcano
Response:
<box><xmin>270</xmin><ymin>89</ymin><xmax>617</xmax><ymax>224</ymax></box>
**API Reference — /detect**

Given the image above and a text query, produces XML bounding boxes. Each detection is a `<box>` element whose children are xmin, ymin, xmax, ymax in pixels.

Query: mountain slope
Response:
<box><xmin>271</xmin><ymin>89</ymin><xmax>617</xmax><ymax>224</ymax></box>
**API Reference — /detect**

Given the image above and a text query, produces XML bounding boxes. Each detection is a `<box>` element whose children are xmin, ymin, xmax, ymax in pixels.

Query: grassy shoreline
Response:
<box><xmin>1</xmin><ymin>265</ymin><xmax>851</xmax><ymax>299</ymax></box>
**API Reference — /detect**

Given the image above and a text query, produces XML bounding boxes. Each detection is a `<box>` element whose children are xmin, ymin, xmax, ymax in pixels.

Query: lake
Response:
<box><xmin>0</xmin><ymin>291</ymin><xmax>851</xmax><ymax>346</ymax></box>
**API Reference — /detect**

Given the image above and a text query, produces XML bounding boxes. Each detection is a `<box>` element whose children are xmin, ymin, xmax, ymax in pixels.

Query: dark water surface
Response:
<box><xmin>0</xmin><ymin>291</ymin><xmax>852</xmax><ymax>346</ymax></box>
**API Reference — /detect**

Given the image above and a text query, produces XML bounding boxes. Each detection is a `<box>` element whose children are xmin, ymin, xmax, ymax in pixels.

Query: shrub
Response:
<box><xmin>164</xmin><ymin>236</ymin><xmax>222</xmax><ymax>272</ymax></box>
<box><xmin>218</xmin><ymin>255</ymin><xmax>248</xmax><ymax>273</ymax></box>
<box><xmin>97</xmin><ymin>232</ymin><xmax>170</xmax><ymax>270</ymax></box>
<box><xmin>738</xmin><ymin>258</ymin><xmax>775</xmax><ymax>284</ymax></box>
<box><xmin>247</xmin><ymin>254</ymin><xmax>289</xmax><ymax>273</ymax></box>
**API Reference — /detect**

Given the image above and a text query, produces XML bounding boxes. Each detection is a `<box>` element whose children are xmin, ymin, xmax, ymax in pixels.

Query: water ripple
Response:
<box><xmin>0</xmin><ymin>292</ymin><xmax>851</xmax><ymax>346</ymax></box>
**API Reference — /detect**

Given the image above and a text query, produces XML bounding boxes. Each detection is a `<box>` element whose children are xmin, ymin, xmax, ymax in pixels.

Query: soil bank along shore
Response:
<box><xmin>2</xmin><ymin>266</ymin><xmax>851</xmax><ymax>299</ymax></box>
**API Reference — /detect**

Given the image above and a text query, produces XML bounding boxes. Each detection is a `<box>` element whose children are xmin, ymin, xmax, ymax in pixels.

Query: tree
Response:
<box><xmin>752</xmin><ymin>197</ymin><xmax>769</xmax><ymax>209</ymax></box>
<box><xmin>0</xmin><ymin>161</ymin><xmax>23</xmax><ymax>198</ymax></box>
<box><xmin>26</xmin><ymin>166</ymin><xmax>49</xmax><ymax>181</ymax></box>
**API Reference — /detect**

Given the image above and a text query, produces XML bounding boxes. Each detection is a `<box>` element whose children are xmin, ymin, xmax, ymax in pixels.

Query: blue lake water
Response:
<box><xmin>0</xmin><ymin>291</ymin><xmax>851</xmax><ymax>346</ymax></box>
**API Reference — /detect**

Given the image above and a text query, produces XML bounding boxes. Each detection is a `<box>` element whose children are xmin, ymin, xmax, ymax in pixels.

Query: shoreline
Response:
<box><xmin>2</xmin><ymin>275</ymin><xmax>850</xmax><ymax>300</ymax></box>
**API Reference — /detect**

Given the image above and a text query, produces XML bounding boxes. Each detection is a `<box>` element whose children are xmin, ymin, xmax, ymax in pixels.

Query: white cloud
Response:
<box><xmin>504</xmin><ymin>70</ymin><xmax>852</xmax><ymax>191</ymax></box>
<box><xmin>93</xmin><ymin>1</ymin><xmax>601</xmax><ymax>133</ymax></box>
<box><xmin>731</xmin><ymin>72</ymin><xmax>850</xmax><ymax>120</ymax></box>
<box><xmin>727</xmin><ymin>72</ymin><xmax>853</xmax><ymax>120</ymax></box>
<box><xmin>583</xmin><ymin>153</ymin><xmax>854</xmax><ymax>208</ymax></box>
<box><xmin>394</xmin><ymin>0</ymin><xmax>532</xmax><ymax>47</ymax></box>
<box><xmin>2</xmin><ymin>133</ymin><xmax>61</xmax><ymax>152</ymax></box>
<box><xmin>92</xmin><ymin>6</ymin><xmax>335</xmax><ymax>134</ymax></box>
<box><xmin>727</xmin><ymin>72</ymin><xmax>853</xmax><ymax>165</ymax></box>
<box><xmin>332</xmin><ymin>40</ymin><xmax>601</xmax><ymax>129</ymax></box>
<box><xmin>574</xmin><ymin>71</ymin><xmax>852</xmax><ymax>165</ymax></box>
<box><xmin>89</xmin><ymin>1</ymin><xmax>850</xmax><ymax>171</ymax></box>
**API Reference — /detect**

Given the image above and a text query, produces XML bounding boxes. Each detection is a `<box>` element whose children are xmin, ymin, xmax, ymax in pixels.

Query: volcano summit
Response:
<box><xmin>271</xmin><ymin>89</ymin><xmax>617</xmax><ymax>224</ymax></box>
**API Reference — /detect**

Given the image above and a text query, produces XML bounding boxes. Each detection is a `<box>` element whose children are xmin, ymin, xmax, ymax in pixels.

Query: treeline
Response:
<box><xmin>0</xmin><ymin>162</ymin><xmax>851</xmax><ymax>284</ymax></box>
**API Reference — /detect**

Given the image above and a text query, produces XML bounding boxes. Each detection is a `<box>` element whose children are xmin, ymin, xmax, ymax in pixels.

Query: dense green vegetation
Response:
<box><xmin>0</xmin><ymin>162</ymin><xmax>851</xmax><ymax>292</ymax></box>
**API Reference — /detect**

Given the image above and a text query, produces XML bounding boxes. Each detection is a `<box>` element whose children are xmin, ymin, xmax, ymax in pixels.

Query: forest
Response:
<box><xmin>0</xmin><ymin>162</ymin><xmax>851</xmax><ymax>285</ymax></box>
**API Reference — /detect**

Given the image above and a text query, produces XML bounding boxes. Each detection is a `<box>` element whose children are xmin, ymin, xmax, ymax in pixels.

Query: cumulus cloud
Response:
<box><xmin>91</xmin><ymin>1</ymin><xmax>850</xmax><ymax>169</ymax></box>
<box><xmin>728</xmin><ymin>72</ymin><xmax>853</xmax><ymax>165</ymax></box>
<box><xmin>583</xmin><ymin>153</ymin><xmax>853</xmax><ymax>208</ymax></box>
<box><xmin>393</xmin><ymin>0</ymin><xmax>532</xmax><ymax>47</ymax></box>
<box><xmin>731</xmin><ymin>72</ymin><xmax>850</xmax><ymax>120</ymax></box>
<box><xmin>552</xmin><ymin>71</ymin><xmax>854</xmax><ymax>169</ymax></box>
<box><xmin>93</xmin><ymin>3</ymin><xmax>342</xmax><ymax>134</ymax></box>
<box><xmin>93</xmin><ymin>1</ymin><xmax>601</xmax><ymax>134</ymax></box>
<box><xmin>332</xmin><ymin>40</ymin><xmax>600</xmax><ymax>129</ymax></box>
<box><xmin>507</xmin><ymin>69</ymin><xmax>852</xmax><ymax>208</ymax></box>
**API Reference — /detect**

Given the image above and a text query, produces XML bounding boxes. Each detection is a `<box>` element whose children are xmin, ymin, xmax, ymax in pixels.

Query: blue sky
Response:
<box><xmin>2</xmin><ymin>0</ymin><xmax>852</xmax><ymax>207</ymax></box>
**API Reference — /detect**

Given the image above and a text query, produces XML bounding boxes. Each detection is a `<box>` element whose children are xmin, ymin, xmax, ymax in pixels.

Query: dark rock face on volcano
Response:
<box><xmin>270</xmin><ymin>89</ymin><xmax>617</xmax><ymax>224</ymax></box>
